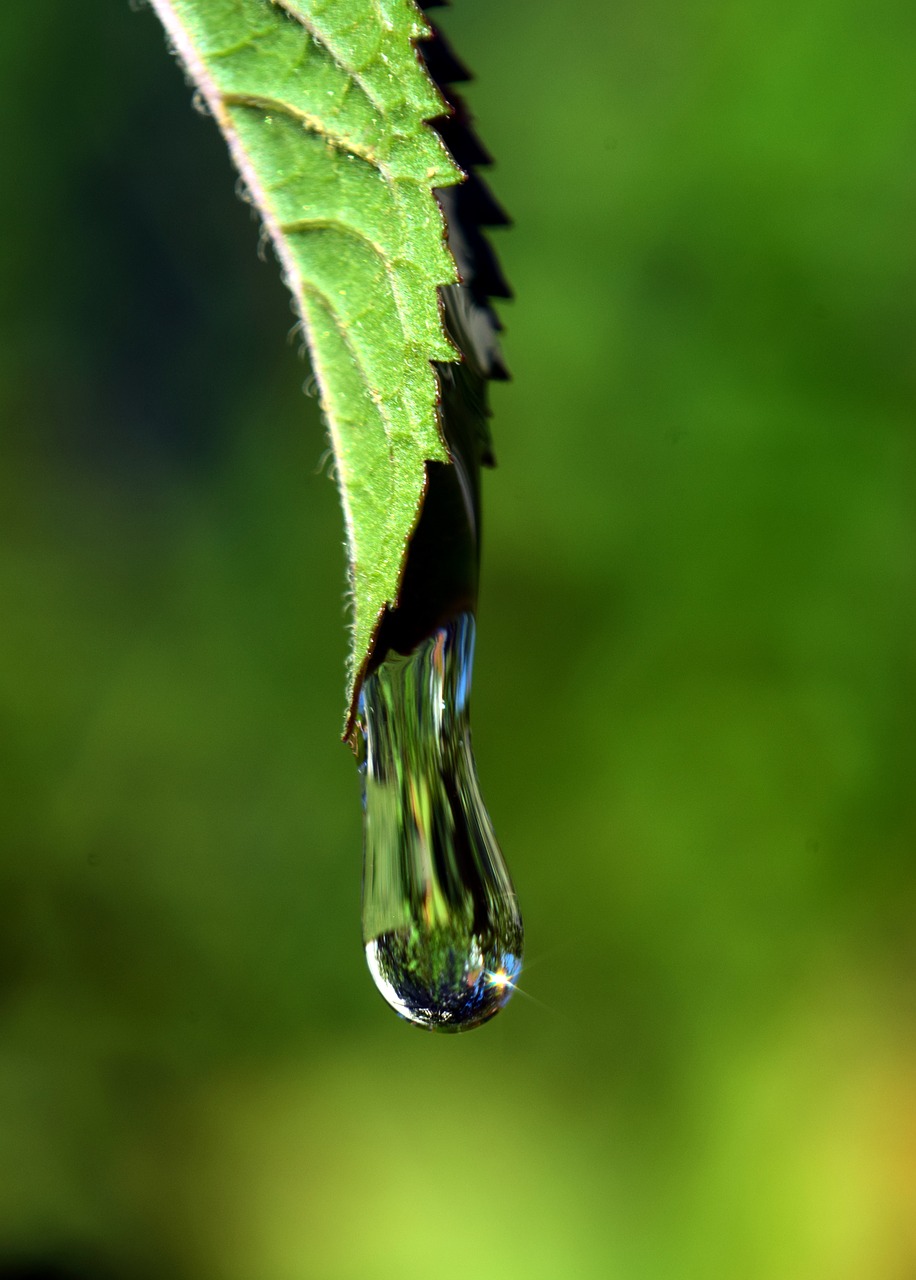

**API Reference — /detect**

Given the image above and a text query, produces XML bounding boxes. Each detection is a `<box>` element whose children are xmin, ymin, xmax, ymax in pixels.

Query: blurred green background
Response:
<box><xmin>1</xmin><ymin>0</ymin><xmax>914</xmax><ymax>1276</ymax></box>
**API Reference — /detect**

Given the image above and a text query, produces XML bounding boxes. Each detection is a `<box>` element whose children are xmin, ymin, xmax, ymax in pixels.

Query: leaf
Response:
<box><xmin>147</xmin><ymin>0</ymin><xmax>466</xmax><ymax>718</ymax></box>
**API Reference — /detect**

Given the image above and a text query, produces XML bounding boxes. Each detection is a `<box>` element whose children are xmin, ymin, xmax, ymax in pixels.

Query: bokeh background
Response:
<box><xmin>1</xmin><ymin>0</ymin><xmax>914</xmax><ymax>1276</ymax></box>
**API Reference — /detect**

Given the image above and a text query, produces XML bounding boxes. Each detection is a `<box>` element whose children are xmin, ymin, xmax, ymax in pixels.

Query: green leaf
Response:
<box><xmin>148</xmin><ymin>0</ymin><xmax>464</xmax><ymax>720</ymax></box>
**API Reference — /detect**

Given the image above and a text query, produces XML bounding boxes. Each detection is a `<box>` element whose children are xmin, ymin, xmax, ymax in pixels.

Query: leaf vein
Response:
<box><xmin>280</xmin><ymin>216</ymin><xmax>411</xmax><ymax>337</ymax></box>
<box><xmin>221</xmin><ymin>91</ymin><xmax>383</xmax><ymax>172</ymax></box>
<box><xmin>270</xmin><ymin>0</ymin><xmax>386</xmax><ymax>113</ymax></box>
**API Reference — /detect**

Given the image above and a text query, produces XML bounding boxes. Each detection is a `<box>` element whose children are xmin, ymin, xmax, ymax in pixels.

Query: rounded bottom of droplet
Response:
<box><xmin>365</xmin><ymin>925</ymin><xmax>523</xmax><ymax>1033</ymax></box>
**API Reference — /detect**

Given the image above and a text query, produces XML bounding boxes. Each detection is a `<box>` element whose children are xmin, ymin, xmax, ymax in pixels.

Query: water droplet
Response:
<box><xmin>358</xmin><ymin>613</ymin><xmax>522</xmax><ymax>1031</ymax></box>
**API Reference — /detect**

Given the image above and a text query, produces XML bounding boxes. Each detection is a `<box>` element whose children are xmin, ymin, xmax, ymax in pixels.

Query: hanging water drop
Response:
<box><xmin>357</xmin><ymin>612</ymin><xmax>523</xmax><ymax>1031</ymax></box>
<box><xmin>348</xmin><ymin>107</ymin><xmax>521</xmax><ymax>1029</ymax></box>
